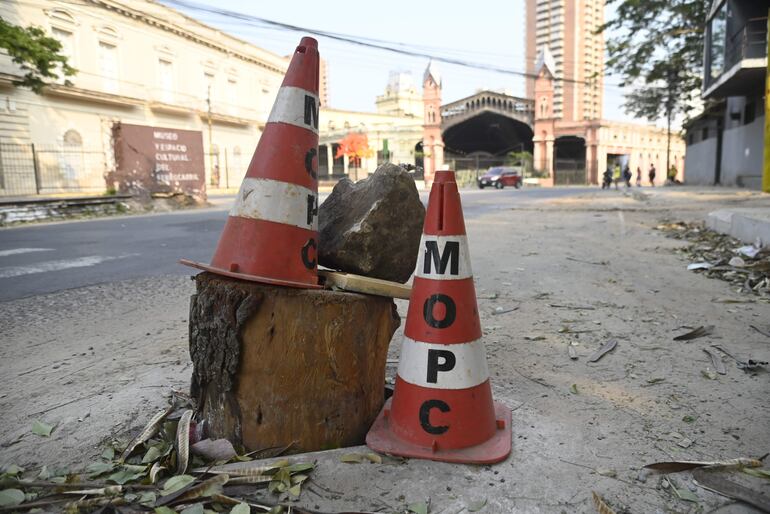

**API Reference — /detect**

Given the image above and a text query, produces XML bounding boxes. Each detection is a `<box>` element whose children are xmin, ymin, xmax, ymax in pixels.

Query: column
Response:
<box><xmin>326</xmin><ymin>144</ymin><xmax>334</xmax><ymax>176</ymax></box>
<box><xmin>545</xmin><ymin>139</ymin><xmax>554</xmax><ymax>177</ymax></box>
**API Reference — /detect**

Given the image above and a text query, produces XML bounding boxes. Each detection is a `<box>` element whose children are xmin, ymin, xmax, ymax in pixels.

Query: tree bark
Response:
<box><xmin>189</xmin><ymin>272</ymin><xmax>400</xmax><ymax>453</ymax></box>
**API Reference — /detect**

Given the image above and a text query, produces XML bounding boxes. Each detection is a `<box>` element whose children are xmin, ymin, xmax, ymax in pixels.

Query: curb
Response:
<box><xmin>706</xmin><ymin>208</ymin><xmax>770</xmax><ymax>245</ymax></box>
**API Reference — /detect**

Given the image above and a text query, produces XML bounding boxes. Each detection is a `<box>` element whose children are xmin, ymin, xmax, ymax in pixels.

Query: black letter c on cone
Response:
<box><xmin>419</xmin><ymin>399</ymin><xmax>450</xmax><ymax>435</ymax></box>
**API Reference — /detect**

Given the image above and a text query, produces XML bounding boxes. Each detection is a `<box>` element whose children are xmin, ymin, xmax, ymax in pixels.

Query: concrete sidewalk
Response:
<box><xmin>3</xmin><ymin>186</ymin><xmax>769</xmax><ymax>513</ymax></box>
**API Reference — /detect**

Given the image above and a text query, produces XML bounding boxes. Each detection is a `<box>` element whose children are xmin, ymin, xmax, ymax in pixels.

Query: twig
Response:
<box><xmin>0</xmin><ymin>498</ymin><xmax>70</xmax><ymax>512</ymax></box>
<box><xmin>28</xmin><ymin>391</ymin><xmax>104</xmax><ymax>416</ymax></box>
<box><xmin>566</xmin><ymin>257</ymin><xmax>608</xmax><ymax>266</ymax></box>
<box><xmin>750</xmin><ymin>325</ymin><xmax>770</xmax><ymax>338</ymax></box>
<box><xmin>16</xmin><ymin>481</ymin><xmax>155</xmax><ymax>490</ymax></box>
<box><xmin>492</xmin><ymin>307</ymin><xmax>519</xmax><ymax>315</ymax></box>
<box><xmin>57</xmin><ymin>362</ymin><xmax>99</xmax><ymax>380</ymax></box>
<box><xmin>549</xmin><ymin>303</ymin><xmax>596</xmax><ymax>310</ymax></box>
<box><xmin>16</xmin><ymin>363</ymin><xmax>51</xmax><ymax>377</ymax></box>
<box><xmin>512</xmin><ymin>367</ymin><xmax>553</xmax><ymax>389</ymax></box>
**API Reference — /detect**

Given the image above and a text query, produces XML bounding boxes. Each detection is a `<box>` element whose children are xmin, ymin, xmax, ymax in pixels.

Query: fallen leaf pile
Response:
<box><xmin>0</xmin><ymin>395</ymin><xmax>316</xmax><ymax>513</ymax></box>
<box><xmin>655</xmin><ymin>221</ymin><xmax>770</xmax><ymax>297</ymax></box>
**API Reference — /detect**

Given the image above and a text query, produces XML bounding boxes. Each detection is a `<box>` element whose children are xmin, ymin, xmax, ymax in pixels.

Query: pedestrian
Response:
<box><xmin>648</xmin><ymin>164</ymin><xmax>656</xmax><ymax>187</ymax></box>
<box><xmin>613</xmin><ymin>163</ymin><xmax>621</xmax><ymax>190</ymax></box>
<box><xmin>602</xmin><ymin>167</ymin><xmax>612</xmax><ymax>189</ymax></box>
<box><xmin>667</xmin><ymin>164</ymin><xmax>680</xmax><ymax>185</ymax></box>
<box><xmin>635</xmin><ymin>166</ymin><xmax>642</xmax><ymax>187</ymax></box>
<box><xmin>623</xmin><ymin>164</ymin><xmax>632</xmax><ymax>188</ymax></box>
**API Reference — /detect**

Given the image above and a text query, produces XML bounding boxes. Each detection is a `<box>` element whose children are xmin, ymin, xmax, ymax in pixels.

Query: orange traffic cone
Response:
<box><xmin>366</xmin><ymin>170</ymin><xmax>511</xmax><ymax>464</ymax></box>
<box><xmin>181</xmin><ymin>37</ymin><xmax>321</xmax><ymax>288</ymax></box>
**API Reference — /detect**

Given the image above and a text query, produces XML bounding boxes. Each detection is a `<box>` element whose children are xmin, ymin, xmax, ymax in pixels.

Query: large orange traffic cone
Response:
<box><xmin>366</xmin><ymin>170</ymin><xmax>511</xmax><ymax>464</ymax></box>
<box><xmin>181</xmin><ymin>37</ymin><xmax>321</xmax><ymax>288</ymax></box>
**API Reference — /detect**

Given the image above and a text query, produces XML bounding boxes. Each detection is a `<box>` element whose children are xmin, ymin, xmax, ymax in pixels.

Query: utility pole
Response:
<box><xmin>763</xmin><ymin>11</ymin><xmax>770</xmax><ymax>193</ymax></box>
<box><xmin>665</xmin><ymin>68</ymin><xmax>674</xmax><ymax>183</ymax></box>
<box><xmin>207</xmin><ymin>84</ymin><xmax>214</xmax><ymax>187</ymax></box>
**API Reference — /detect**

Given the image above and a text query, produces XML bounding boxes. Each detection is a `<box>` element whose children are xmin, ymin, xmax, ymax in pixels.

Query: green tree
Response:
<box><xmin>598</xmin><ymin>0</ymin><xmax>709</xmax><ymax>175</ymax></box>
<box><xmin>0</xmin><ymin>17</ymin><xmax>76</xmax><ymax>93</ymax></box>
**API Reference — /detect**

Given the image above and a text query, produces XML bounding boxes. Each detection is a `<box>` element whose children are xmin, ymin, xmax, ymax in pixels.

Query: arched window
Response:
<box><xmin>49</xmin><ymin>8</ymin><xmax>76</xmax><ymax>27</ymax></box>
<box><xmin>63</xmin><ymin>129</ymin><xmax>82</xmax><ymax>147</ymax></box>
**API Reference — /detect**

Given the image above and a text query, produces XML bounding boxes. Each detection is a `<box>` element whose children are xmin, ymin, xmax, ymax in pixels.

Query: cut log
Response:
<box><xmin>189</xmin><ymin>272</ymin><xmax>400</xmax><ymax>453</ymax></box>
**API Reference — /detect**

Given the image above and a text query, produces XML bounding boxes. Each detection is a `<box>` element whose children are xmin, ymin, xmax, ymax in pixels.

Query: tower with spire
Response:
<box><xmin>533</xmin><ymin>47</ymin><xmax>556</xmax><ymax>176</ymax></box>
<box><xmin>422</xmin><ymin>61</ymin><xmax>444</xmax><ymax>187</ymax></box>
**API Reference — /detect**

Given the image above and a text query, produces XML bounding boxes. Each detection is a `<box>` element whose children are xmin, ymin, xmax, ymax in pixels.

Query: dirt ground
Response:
<box><xmin>1</xmin><ymin>187</ymin><xmax>769</xmax><ymax>513</ymax></box>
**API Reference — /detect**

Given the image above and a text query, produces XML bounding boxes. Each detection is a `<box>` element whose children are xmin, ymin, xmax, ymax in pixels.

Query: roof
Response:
<box><xmin>535</xmin><ymin>46</ymin><xmax>556</xmax><ymax>77</ymax></box>
<box><xmin>423</xmin><ymin>60</ymin><xmax>442</xmax><ymax>87</ymax></box>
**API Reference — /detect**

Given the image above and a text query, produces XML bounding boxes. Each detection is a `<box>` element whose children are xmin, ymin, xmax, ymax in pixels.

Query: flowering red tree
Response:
<box><xmin>335</xmin><ymin>132</ymin><xmax>373</xmax><ymax>175</ymax></box>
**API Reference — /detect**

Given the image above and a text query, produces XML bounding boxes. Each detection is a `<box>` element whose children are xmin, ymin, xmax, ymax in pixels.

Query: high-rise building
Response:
<box><xmin>525</xmin><ymin>0</ymin><xmax>604</xmax><ymax>121</ymax></box>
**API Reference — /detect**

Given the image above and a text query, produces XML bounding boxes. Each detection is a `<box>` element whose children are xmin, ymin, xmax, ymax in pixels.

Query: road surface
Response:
<box><xmin>0</xmin><ymin>187</ymin><xmax>588</xmax><ymax>301</ymax></box>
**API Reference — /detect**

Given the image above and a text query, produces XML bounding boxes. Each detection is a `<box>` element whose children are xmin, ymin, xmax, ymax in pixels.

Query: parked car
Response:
<box><xmin>477</xmin><ymin>167</ymin><xmax>522</xmax><ymax>189</ymax></box>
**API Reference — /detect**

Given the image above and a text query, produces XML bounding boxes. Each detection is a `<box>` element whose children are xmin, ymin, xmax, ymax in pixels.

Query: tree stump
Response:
<box><xmin>189</xmin><ymin>272</ymin><xmax>400</xmax><ymax>453</ymax></box>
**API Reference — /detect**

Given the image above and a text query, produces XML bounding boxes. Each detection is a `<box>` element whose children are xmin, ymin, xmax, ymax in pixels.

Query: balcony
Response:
<box><xmin>704</xmin><ymin>16</ymin><xmax>767</xmax><ymax>99</ymax></box>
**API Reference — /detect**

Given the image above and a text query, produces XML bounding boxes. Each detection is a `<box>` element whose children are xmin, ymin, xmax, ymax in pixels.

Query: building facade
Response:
<box><xmin>0</xmin><ymin>0</ymin><xmax>294</xmax><ymax>197</ymax></box>
<box><xmin>684</xmin><ymin>0</ymin><xmax>767</xmax><ymax>189</ymax></box>
<box><xmin>528</xmin><ymin>0</ymin><xmax>685</xmax><ymax>185</ymax></box>
<box><xmin>0</xmin><ymin>0</ymin><xmax>438</xmax><ymax>196</ymax></box>
<box><xmin>525</xmin><ymin>0</ymin><xmax>604</xmax><ymax>121</ymax></box>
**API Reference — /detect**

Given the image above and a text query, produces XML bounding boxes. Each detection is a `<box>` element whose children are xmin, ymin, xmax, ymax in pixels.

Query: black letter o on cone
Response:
<box><xmin>423</xmin><ymin>294</ymin><xmax>456</xmax><ymax>328</ymax></box>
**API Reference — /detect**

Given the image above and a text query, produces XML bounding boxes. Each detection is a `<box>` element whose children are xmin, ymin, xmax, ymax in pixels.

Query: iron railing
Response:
<box><xmin>725</xmin><ymin>17</ymin><xmax>768</xmax><ymax>69</ymax></box>
<box><xmin>0</xmin><ymin>143</ymin><xmax>107</xmax><ymax>197</ymax></box>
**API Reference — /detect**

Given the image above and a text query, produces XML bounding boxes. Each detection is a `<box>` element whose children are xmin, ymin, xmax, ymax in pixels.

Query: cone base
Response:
<box><xmin>179</xmin><ymin>259</ymin><xmax>322</xmax><ymax>289</ymax></box>
<box><xmin>366</xmin><ymin>398</ymin><xmax>512</xmax><ymax>464</ymax></box>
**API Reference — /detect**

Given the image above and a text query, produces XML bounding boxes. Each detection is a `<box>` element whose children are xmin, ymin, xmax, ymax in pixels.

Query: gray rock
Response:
<box><xmin>318</xmin><ymin>163</ymin><xmax>425</xmax><ymax>283</ymax></box>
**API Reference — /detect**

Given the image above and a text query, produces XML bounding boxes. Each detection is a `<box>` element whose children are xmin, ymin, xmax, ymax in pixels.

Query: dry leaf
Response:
<box><xmin>702</xmin><ymin>348</ymin><xmax>726</xmax><ymax>375</ymax></box>
<box><xmin>340</xmin><ymin>453</ymin><xmax>364</xmax><ymax>464</ymax></box>
<box><xmin>31</xmin><ymin>420</ymin><xmax>54</xmax><ymax>437</ymax></box>
<box><xmin>693</xmin><ymin>469</ymin><xmax>770</xmax><ymax>511</ymax></box>
<box><xmin>176</xmin><ymin>409</ymin><xmax>193</xmax><ymax>474</ymax></box>
<box><xmin>246</xmin><ymin>442</ymin><xmax>295</xmax><ymax>460</ymax></box>
<box><xmin>120</xmin><ymin>406</ymin><xmax>172</xmax><ymax>462</ymax></box>
<box><xmin>172</xmin><ymin>474</ymin><xmax>229</xmax><ymax>504</ymax></box>
<box><xmin>591</xmin><ymin>491</ymin><xmax>617</xmax><ymax>514</ymax></box>
<box><xmin>588</xmin><ymin>340</ymin><xmax>617</xmax><ymax>363</ymax></box>
<box><xmin>644</xmin><ymin>458</ymin><xmax>762</xmax><ymax>473</ymax></box>
<box><xmin>673</xmin><ymin>325</ymin><xmax>714</xmax><ymax>341</ymax></box>
<box><xmin>149</xmin><ymin>462</ymin><xmax>166</xmax><ymax>484</ymax></box>
<box><xmin>202</xmin><ymin>459</ymin><xmax>289</xmax><ymax>477</ymax></box>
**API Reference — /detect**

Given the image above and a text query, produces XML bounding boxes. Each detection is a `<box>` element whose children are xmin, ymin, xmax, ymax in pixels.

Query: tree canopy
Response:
<box><xmin>0</xmin><ymin>17</ymin><xmax>76</xmax><ymax>93</ymax></box>
<box><xmin>598</xmin><ymin>0</ymin><xmax>709</xmax><ymax>123</ymax></box>
<box><xmin>335</xmin><ymin>132</ymin><xmax>374</xmax><ymax>168</ymax></box>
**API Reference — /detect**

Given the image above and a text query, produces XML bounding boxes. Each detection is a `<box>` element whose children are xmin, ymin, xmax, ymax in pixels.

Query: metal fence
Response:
<box><xmin>553</xmin><ymin>159</ymin><xmax>587</xmax><ymax>185</ymax></box>
<box><xmin>0</xmin><ymin>143</ymin><xmax>107</xmax><ymax>197</ymax></box>
<box><xmin>445</xmin><ymin>156</ymin><xmax>510</xmax><ymax>188</ymax></box>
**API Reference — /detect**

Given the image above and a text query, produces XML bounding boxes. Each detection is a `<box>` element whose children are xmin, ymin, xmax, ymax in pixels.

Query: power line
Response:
<box><xmin>161</xmin><ymin>0</ymin><xmax>594</xmax><ymax>87</ymax></box>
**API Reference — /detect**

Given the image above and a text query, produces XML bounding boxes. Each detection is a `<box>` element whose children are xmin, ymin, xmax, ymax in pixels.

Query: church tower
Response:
<box><xmin>422</xmin><ymin>61</ymin><xmax>444</xmax><ymax>188</ymax></box>
<box><xmin>532</xmin><ymin>47</ymin><xmax>556</xmax><ymax>178</ymax></box>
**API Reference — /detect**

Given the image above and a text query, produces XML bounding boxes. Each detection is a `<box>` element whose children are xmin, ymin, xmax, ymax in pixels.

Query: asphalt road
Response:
<box><xmin>0</xmin><ymin>186</ymin><xmax>589</xmax><ymax>302</ymax></box>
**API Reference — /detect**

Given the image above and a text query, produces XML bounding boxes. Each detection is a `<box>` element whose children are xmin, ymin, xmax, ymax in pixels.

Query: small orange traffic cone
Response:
<box><xmin>181</xmin><ymin>37</ymin><xmax>321</xmax><ymax>288</ymax></box>
<box><xmin>366</xmin><ymin>170</ymin><xmax>512</xmax><ymax>464</ymax></box>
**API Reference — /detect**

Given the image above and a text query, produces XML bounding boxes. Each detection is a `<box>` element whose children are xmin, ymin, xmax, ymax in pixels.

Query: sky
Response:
<box><xmin>165</xmin><ymin>0</ymin><xmax>639</xmax><ymax>124</ymax></box>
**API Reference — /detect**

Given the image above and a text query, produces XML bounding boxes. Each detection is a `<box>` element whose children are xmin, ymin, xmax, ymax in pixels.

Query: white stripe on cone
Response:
<box><xmin>397</xmin><ymin>337</ymin><xmax>489</xmax><ymax>390</ymax></box>
<box><xmin>267</xmin><ymin>86</ymin><xmax>320</xmax><ymax>135</ymax></box>
<box><xmin>230</xmin><ymin>177</ymin><xmax>318</xmax><ymax>230</ymax></box>
<box><xmin>413</xmin><ymin>235</ymin><xmax>473</xmax><ymax>281</ymax></box>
